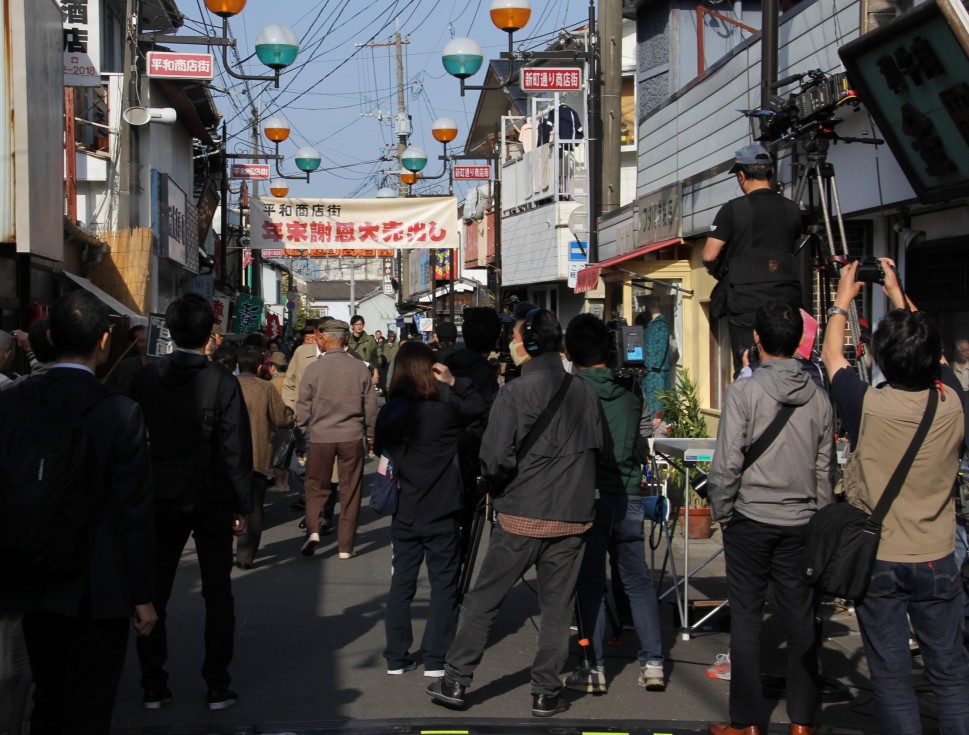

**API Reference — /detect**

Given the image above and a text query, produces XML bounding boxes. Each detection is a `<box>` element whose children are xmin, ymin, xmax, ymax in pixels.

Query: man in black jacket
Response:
<box><xmin>428</xmin><ymin>309</ymin><xmax>606</xmax><ymax>717</ymax></box>
<box><xmin>0</xmin><ymin>290</ymin><xmax>156</xmax><ymax>735</ymax></box>
<box><xmin>131</xmin><ymin>293</ymin><xmax>253</xmax><ymax>711</ymax></box>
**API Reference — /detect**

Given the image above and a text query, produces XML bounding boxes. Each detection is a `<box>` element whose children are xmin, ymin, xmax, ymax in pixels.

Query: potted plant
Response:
<box><xmin>655</xmin><ymin>368</ymin><xmax>714</xmax><ymax>539</ymax></box>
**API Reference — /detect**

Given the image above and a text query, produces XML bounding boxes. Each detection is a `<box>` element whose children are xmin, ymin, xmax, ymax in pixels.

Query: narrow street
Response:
<box><xmin>110</xmin><ymin>461</ymin><xmax>892</xmax><ymax>734</ymax></box>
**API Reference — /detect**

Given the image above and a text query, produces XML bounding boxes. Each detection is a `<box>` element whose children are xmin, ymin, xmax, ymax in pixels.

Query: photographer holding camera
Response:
<box><xmin>822</xmin><ymin>258</ymin><xmax>969</xmax><ymax>735</ymax></box>
<box><xmin>702</xmin><ymin>144</ymin><xmax>806</xmax><ymax>376</ymax></box>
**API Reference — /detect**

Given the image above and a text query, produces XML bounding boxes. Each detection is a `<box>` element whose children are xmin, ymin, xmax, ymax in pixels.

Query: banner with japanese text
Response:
<box><xmin>233</xmin><ymin>294</ymin><xmax>264</xmax><ymax>334</ymax></box>
<box><xmin>251</xmin><ymin>197</ymin><xmax>458</xmax><ymax>250</ymax></box>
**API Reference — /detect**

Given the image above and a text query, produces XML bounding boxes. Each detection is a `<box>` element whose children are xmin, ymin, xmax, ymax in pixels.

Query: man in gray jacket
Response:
<box><xmin>427</xmin><ymin>309</ymin><xmax>606</xmax><ymax>718</ymax></box>
<box><xmin>296</xmin><ymin>320</ymin><xmax>377</xmax><ymax>559</ymax></box>
<box><xmin>707</xmin><ymin>298</ymin><xmax>834</xmax><ymax>735</ymax></box>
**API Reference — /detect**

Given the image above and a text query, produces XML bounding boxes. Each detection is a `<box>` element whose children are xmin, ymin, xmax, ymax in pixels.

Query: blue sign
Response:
<box><xmin>569</xmin><ymin>240</ymin><xmax>588</xmax><ymax>262</ymax></box>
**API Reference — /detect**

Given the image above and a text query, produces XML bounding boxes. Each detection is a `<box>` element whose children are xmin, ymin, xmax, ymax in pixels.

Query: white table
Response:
<box><xmin>651</xmin><ymin>437</ymin><xmax>724</xmax><ymax>640</ymax></box>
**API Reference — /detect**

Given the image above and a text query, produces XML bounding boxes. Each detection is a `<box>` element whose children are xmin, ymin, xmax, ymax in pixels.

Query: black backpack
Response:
<box><xmin>0</xmin><ymin>376</ymin><xmax>114</xmax><ymax>580</ymax></box>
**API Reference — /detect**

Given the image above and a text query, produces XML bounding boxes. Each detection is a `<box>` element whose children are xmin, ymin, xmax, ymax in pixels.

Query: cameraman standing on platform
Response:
<box><xmin>702</xmin><ymin>144</ymin><xmax>806</xmax><ymax>376</ymax></box>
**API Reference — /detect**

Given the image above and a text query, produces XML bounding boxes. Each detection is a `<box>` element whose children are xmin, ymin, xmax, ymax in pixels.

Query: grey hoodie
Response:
<box><xmin>708</xmin><ymin>359</ymin><xmax>835</xmax><ymax>525</ymax></box>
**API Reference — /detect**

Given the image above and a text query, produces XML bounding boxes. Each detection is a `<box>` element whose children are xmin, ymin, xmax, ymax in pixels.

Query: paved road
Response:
<box><xmin>107</xmin><ymin>461</ymin><xmax>937</xmax><ymax>734</ymax></box>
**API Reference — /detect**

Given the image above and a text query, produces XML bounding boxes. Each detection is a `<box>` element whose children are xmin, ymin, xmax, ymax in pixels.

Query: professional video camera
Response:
<box><xmin>606</xmin><ymin>318</ymin><xmax>648</xmax><ymax>383</ymax></box>
<box><xmin>745</xmin><ymin>69</ymin><xmax>859</xmax><ymax>142</ymax></box>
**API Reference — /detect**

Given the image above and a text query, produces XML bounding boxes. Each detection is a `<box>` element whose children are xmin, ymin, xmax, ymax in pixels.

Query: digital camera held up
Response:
<box><xmin>854</xmin><ymin>256</ymin><xmax>885</xmax><ymax>285</ymax></box>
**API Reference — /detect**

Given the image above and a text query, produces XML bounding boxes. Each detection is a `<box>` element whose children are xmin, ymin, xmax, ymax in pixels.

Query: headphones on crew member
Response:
<box><xmin>521</xmin><ymin>309</ymin><xmax>542</xmax><ymax>355</ymax></box>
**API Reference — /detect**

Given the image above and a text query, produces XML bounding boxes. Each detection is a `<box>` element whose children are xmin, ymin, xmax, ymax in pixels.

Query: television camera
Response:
<box><xmin>744</xmin><ymin>69</ymin><xmax>860</xmax><ymax>143</ymax></box>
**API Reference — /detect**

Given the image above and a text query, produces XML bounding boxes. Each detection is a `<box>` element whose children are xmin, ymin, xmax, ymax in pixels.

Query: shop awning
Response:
<box><xmin>574</xmin><ymin>238</ymin><xmax>683</xmax><ymax>293</ymax></box>
<box><xmin>55</xmin><ymin>269</ymin><xmax>147</xmax><ymax>324</ymax></box>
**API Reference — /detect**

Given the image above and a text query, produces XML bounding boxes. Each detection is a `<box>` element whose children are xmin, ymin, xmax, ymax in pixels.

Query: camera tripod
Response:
<box><xmin>790</xmin><ymin>130</ymin><xmax>879</xmax><ymax>383</ymax></box>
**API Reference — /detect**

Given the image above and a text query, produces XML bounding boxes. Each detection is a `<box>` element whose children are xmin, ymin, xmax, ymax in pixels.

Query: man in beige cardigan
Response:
<box><xmin>297</xmin><ymin>320</ymin><xmax>377</xmax><ymax>559</ymax></box>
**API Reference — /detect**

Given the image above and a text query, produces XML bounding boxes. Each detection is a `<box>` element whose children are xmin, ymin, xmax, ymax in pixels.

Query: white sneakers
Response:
<box><xmin>301</xmin><ymin>533</ymin><xmax>320</xmax><ymax>556</ymax></box>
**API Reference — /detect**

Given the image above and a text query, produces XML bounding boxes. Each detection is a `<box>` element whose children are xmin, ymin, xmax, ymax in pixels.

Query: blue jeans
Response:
<box><xmin>575</xmin><ymin>493</ymin><xmax>664</xmax><ymax>667</ymax></box>
<box><xmin>384</xmin><ymin>515</ymin><xmax>461</xmax><ymax>671</ymax></box>
<box><xmin>856</xmin><ymin>555</ymin><xmax>969</xmax><ymax>735</ymax></box>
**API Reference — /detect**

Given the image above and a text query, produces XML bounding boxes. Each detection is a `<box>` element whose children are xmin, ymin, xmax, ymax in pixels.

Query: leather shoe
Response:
<box><xmin>532</xmin><ymin>693</ymin><xmax>569</xmax><ymax>717</ymax></box>
<box><xmin>709</xmin><ymin>724</ymin><xmax>760</xmax><ymax>735</ymax></box>
<box><xmin>790</xmin><ymin>726</ymin><xmax>816</xmax><ymax>735</ymax></box>
<box><xmin>426</xmin><ymin>676</ymin><xmax>465</xmax><ymax>709</ymax></box>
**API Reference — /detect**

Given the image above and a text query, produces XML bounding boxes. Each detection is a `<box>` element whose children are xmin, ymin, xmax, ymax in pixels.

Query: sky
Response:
<box><xmin>179</xmin><ymin>0</ymin><xmax>594</xmax><ymax>202</ymax></box>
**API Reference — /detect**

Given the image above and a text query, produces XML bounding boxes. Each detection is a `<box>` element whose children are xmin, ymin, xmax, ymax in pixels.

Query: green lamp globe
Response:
<box><xmin>294</xmin><ymin>147</ymin><xmax>322</xmax><ymax>173</ymax></box>
<box><xmin>442</xmin><ymin>37</ymin><xmax>483</xmax><ymax>80</ymax></box>
<box><xmin>401</xmin><ymin>146</ymin><xmax>428</xmax><ymax>173</ymax></box>
<box><xmin>255</xmin><ymin>25</ymin><xmax>300</xmax><ymax>70</ymax></box>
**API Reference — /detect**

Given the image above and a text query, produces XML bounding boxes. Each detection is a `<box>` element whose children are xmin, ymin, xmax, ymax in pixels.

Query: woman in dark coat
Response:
<box><xmin>374</xmin><ymin>341</ymin><xmax>486</xmax><ymax>677</ymax></box>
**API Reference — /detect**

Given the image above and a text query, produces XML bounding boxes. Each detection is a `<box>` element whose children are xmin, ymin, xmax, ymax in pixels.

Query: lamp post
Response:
<box><xmin>405</xmin><ymin>118</ymin><xmax>462</xmax><ymax>319</ymax></box>
<box><xmin>139</xmin><ymin>0</ymin><xmax>300</xmax><ymax>88</ymax></box>
<box><xmin>440</xmin><ymin>0</ymin><xmax>601</xmax><ymax>271</ymax></box>
<box><xmin>262</xmin><ymin>115</ymin><xmax>322</xmax><ymax>183</ymax></box>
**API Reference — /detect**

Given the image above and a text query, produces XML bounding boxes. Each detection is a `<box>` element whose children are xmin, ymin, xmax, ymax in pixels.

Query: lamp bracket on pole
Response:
<box><xmin>138</xmin><ymin>33</ymin><xmax>234</xmax><ymax>47</ymax></box>
<box><xmin>225</xmin><ymin>153</ymin><xmax>283</xmax><ymax>161</ymax></box>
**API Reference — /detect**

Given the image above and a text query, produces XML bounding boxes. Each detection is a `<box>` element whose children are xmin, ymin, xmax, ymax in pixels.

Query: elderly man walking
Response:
<box><xmin>296</xmin><ymin>319</ymin><xmax>377</xmax><ymax>559</ymax></box>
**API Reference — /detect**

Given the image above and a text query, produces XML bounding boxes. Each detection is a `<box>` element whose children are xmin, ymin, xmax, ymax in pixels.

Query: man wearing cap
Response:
<box><xmin>702</xmin><ymin>143</ymin><xmax>805</xmax><ymax>375</ymax></box>
<box><xmin>296</xmin><ymin>319</ymin><xmax>377</xmax><ymax>559</ymax></box>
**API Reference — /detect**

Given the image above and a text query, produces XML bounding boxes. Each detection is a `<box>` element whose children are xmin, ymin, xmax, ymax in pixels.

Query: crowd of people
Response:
<box><xmin>2</xmin><ymin>250</ymin><xmax>969</xmax><ymax>735</ymax></box>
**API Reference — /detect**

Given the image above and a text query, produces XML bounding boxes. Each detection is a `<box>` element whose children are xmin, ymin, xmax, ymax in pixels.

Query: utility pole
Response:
<box><xmin>250</xmin><ymin>107</ymin><xmax>262</xmax><ymax>299</ymax></box>
<box><xmin>600</xmin><ymin>0</ymin><xmax>622</xmax><ymax>216</ymax></box>
<box><xmin>361</xmin><ymin>27</ymin><xmax>411</xmax><ymax>308</ymax></box>
<box><xmin>586</xmin><ymin>0</ymin><xmax>601</xmax><ymax>263</ymax></box>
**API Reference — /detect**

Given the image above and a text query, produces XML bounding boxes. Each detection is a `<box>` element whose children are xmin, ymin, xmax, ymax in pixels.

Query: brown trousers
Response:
<box><xmin>305</xmin><ymin>440</ymin><xmax>364</xmax><ymax>553</ymax></box>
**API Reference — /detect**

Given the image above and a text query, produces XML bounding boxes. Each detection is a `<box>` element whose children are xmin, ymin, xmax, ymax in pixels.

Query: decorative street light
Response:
<box><xmin>140</xmin><ymin>0</ymin><xmax>299</xmax><ymax>88</ymax></box>
<box><xmin>261</xmin><ymin>116</ymin><xmax>322</xmax><ymax>183</ymax></box>
<box><xmin>441</xmin><ymin>0</ymin><xmax>532</xmax><ymax>96</ymax></box>
<box><xmin>269</xmin><ymin>180</ymin><xmax>290</xmax><ymax>197</ymax></box>
<box><xmin>441</xmin><ymin>0</ymin><xmax>602</xmax><ymax>264</ymax></box>
<box><xmin>401</xmin><ymin>146</ymin><xmax>428</xmax><ymax>173</ymax></box>
<box><xmin>399</xmin><ymin>168</ymin><xmax>421</xmax><ymax>186</ymax></box>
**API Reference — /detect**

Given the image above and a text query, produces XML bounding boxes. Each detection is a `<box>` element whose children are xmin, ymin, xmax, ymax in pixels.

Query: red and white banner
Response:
<box><xmin>230</xmin><ymin>163</ymin><xmax>271</xmax><ymax>180</ymax></box>
<box><xmin>146</xmin><ymin>51</ymin><xmax>215</xmax><ymax>80</ymax></box>
<box><xmin>453</xmin><ymin>165</ymin><xmax>491</xmax><ymax>180</ymax></box>
<box><xmin>251</xmin><ymin>197</ymin><xmax>458</xmax><ymax>250</ymax></box>
<box><xmin>520</xmin><ymin>67</ymin><xmax>582</xmax><ymax>92</ymax></box>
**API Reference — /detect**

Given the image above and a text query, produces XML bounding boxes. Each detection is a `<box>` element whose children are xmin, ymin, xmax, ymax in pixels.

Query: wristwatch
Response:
<box><xmin>826</xmin><ymin>305</ymin><xmax>849</xmax><ymax>319</ymax></box>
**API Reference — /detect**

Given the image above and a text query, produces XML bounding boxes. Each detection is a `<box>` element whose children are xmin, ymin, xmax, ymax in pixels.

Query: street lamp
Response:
<box><xmin>441</xmin><ymin>1</ymin><xmax>532</xmax><ymax>96</ymax></box>
<box><xmin>269</xmin><ymin>180</ymin><xmax>290</xmax><ymax>197</ymax></box>
<box><xmin>261</xmin><ymin>116</ymin><xmax>322</xmax><ymax>183</ymax></box>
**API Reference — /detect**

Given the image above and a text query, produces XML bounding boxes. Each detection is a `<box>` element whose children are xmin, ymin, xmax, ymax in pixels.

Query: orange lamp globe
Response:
<box><xmin>490</xmin><ymin>0</ymin><xmax>530</xmax><ymax>32</ymax></box>
<box><xmin>400</xmin><ymin>170</ymin><xmax>420</xmax><ymax>185</ymax></box>
<box><xmin>269</xmin><ymin>180</ymin><xmax>289</xmax><ymax>197</ymax></box>
<box><xmin>263</xmin><ymin>115</ymin><xmax>290</xmax><ymax>143</ymax></box>
<box><xmin>432</xmin><ymin>117</ymin><xmax>459</xmax><ymax>143</ymax></box>
<box><xmin>203</xmin><ymin>0</ymin><xmax>247</xmax><ymax>18</ymax></box>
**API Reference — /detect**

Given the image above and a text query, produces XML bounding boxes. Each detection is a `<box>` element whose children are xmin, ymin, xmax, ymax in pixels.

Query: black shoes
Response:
<box><xmin>532</xmin><ymin>692</ymin><xmax>569</xmax><ymax>717</ymax></box>
<box><xmin>206</xmin><ymin>688</ymin><xmax>239</xmax><ymax>710</ymax></box>
<box><xmin>426</xmin><ymin>676</ymin><xmax>466</xmax><ymax>708</ymax></box>
<box><xmin>142</xmin><ymin>687</ymin><xmax>173</xmax><ymax>710</ymax></box>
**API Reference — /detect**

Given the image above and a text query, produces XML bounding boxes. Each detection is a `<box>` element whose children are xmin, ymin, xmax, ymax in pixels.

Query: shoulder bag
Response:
<box><xmin>801</xmin><ymin>387</ymin><xmax>939</xmax><ymax>601</ymax></box>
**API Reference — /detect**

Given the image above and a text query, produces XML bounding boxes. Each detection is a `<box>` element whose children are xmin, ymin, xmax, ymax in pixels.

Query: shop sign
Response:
<box><xmin>453</xmin><ymin>166</ymin><xmax>492</xmax><ymax>180</ymax></box>
<box><xmin>146</xmin><ymin>313</ymin><xmax>174</xmax><ymax>357</ymax></box>
<box><xmin>521</xmin><ymin>67</ymin><xmax>582</xmax><ymax>92</ymax></box>
<box><xmin>637</xmin><ymin>182</ymin><xmax>680</xmax><ymax>248</ymax></box>
<box><xmin>233</xmin><ymin>294</ymin><xmax>264</xmax><ymax>333</ymax></box>
<box><xmin>60</xmin><ymin>0</ymin><xmax>100</xmax><ymax>86</ymax></box>
<box><xmin>839</xmin><ymin>0</ymin><xmax>969</xmax><ymax>203</ymax></box>
<box><xmin>146</xmin><ymin>52</ymin><xmax>215</xmax><ymax>80</ymax></box>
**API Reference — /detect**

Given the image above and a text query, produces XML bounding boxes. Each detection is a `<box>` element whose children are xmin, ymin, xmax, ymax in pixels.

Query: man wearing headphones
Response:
<box><xmin>428</xmin><ymin>309</ymin><xmax>607</xmax><ymax>718</ymax></box>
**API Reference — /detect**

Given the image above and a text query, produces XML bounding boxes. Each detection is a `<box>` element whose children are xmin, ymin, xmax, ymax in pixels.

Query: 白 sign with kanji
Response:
<box><xmin>251</xmin><ymin>197</ymin><xmax>458</xmax><ymax>250</ymax></box>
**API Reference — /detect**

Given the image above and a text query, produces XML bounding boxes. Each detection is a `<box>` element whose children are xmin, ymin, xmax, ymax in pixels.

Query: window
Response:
<box><xmin>73</xmin><ymin>86</ymin><xmax>110</xmax><ymax>154</ymax></box>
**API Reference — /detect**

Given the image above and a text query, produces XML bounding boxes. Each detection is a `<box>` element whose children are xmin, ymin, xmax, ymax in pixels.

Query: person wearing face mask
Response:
<box><xmin>427</xmin><ymin>308</ymin><xmax>607</xmax><ymax>718</ymax></box>
<box><xmin>505</xmin><ymin>302</ymin><xmax>538</xmax><ymax>374</ymax></box>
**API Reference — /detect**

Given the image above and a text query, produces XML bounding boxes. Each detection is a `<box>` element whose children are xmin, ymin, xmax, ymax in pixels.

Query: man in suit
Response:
<box><xmin>131</xmin><ymin>293</ymin><xmax>253</xmax><ymax>711</ymax></box>
<box><xmin>297</xmin><ymin>319</ymin><xmax>378</xmax><ymax>559</ymax></box>
<box><xmin>0</xmin><ymin>289</ymin><xmax>156</xmax><ymax>734</ymax></box>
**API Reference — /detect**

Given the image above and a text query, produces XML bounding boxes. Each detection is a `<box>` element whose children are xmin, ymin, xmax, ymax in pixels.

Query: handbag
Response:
<box><xmin>270</xmin><ymin>426</ymin><xmax>296</xmax><ymax>469</ymax></box>
<box><xmin>802</xmin><ymin>387</ymin><xmax>938</xmax><ymax>601</ymax></box>
<box><xmin>369</xmin><ymin>454</ymin><xmax>400</xmax><ymax>516</ymax></box>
